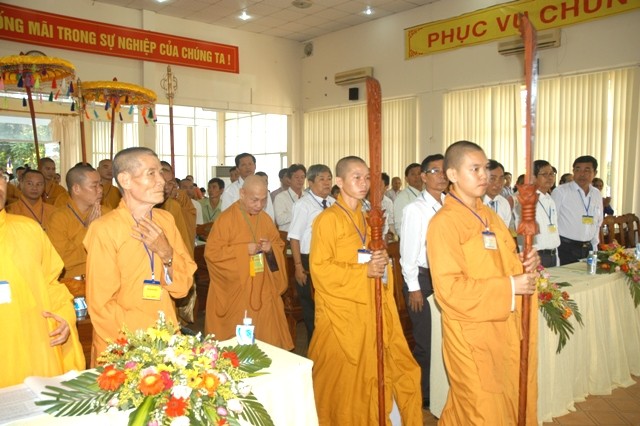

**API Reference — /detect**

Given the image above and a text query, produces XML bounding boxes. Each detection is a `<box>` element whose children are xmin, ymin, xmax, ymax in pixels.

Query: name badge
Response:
<box><xmin>142</xmin><ymin>279</ymin><xmax>162</xmax><ymax>300</ymax></box>
<box><xmin>582</xmin><ymin>215</ymin><xmax>594</xmax><ymax>225</ymax></box>
<box><xmin>482</xmin><ymin>231</ymin><xmax>498</xmax><ymax>250</ymax></box>
<box><xmin>0</xmin><ymin>281</ymin><xmax>11</xmax><ymax>304</ymax></box>
<box><xmin>249</xmin><ymin>253</ymin><xmax>264</xmax><ymax>277</ymax></box>
<box><xmin>548</xmin><ymin>224</ymin><xmax>557</xmax><ymax>233</ymax></box>
<box><xmin>357</xmin><ymin>249</ymin><xmax>372</xmax><ymax>264</ymax></box>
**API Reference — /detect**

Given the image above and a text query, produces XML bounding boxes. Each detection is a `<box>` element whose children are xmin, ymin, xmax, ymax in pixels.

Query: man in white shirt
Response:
<box><xmin>394</xmin><ymin>163</ymin><xmax>422</xmax><ymax>238</ymax></box>
<box><xmin>220</xmin><ymin>153</ymin><xmax>275</xmax><ymax>220</ymax></box>
<box><xmin>483</xmin><ymin>160</ymin><xmax>513</xmax><ymax>228</ymax></box>
<box><xmin>270</xmin><ymin>168</ymin><xmax>290</xmax><ymax>202</ymax></box>
<box><xmin>385</xmin><ymin>176</ymin><xmax>402</xmax><ymax>202</ymax></box>
<box><xmin>400</xmin><ymin>153</ymin><xmax>447</xmax><ymax>409</ymax></box>
<box><xmin>552</xmin><ymin>155</ymin><xmax>603</xmax><ymax>265</ymax></box>
<box><xmin>288</xmin><ymin>164</ymin><xmax>334</xmax><ymax>341</ymax></box>
<box><xmin>274</xmin><ymin>164</ymin><xmax>306</xmax><ymax>232</ymax></box>
<box><xmin>514</xmin><ymin>160</ymin><xmax>561</xmax><ymax>267</ymax></box>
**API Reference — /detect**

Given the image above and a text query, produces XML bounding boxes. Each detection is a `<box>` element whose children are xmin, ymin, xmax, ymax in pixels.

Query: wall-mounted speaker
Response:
<box><xmin>348</xmin><ymin>87</ymin><xmax>359</xmax><ymax>101</ymax></box>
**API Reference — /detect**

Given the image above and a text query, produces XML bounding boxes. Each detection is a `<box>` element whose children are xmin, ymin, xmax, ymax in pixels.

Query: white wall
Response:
<box><xmin>301</xmin><ymin>0</ymin><xmax>640</xmax><ymax>161</ymax></box>
<box><xmin>1</xmin><ymin>0</ymin><xmax>304</xmax><ymax>153</ymax></box>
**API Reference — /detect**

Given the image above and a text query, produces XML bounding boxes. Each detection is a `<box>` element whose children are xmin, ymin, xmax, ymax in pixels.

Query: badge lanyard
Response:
<box><xmin>407</xmin><ymin>187</ymin><xmax>419</xmax><ymax>198</ymax></box>
<box><xmin>67</xmin><ymin>203</ymin><xmax>88</xmax><ymax>228</ymax></box>
<box><xmin>21</xmin><ymin>198</ymin><xmax>44</xmax><ymax>226</ymax></box>
<box><xmin>449</xmin><ymin>192</ymin><xmax>490</xmax><ymax>231</ymax></box>
<box><xmin>578</xmin><ymin>190</ymin><xmax>591</xmax><ymax>216</ymax></box>
<box><xmin>538</xmin><ymin>199</ymin><xmax>554</xmax><ymax>225</ymax></box>
<box><xmin>311</xmin><ymin>192</ymin><xmax>329</xmax><ymax>210</ymax></box>
<box><xmin>422</xmin><ymin>192</ymin><xmax>440</xmax><ymax>214</ymax></box>
<box><xmin>240</xmin><ymin>207</ymin><xmax>260</xmax><ymax>244</ymax></box>
<box><xmin>335</xmin><ymin>201</ymin><xmax>367</xmax><ymax>248</ymax></box>
<box><xmin>287</xmin><ymin>189</ymin><xmax>298</xmax><ymax>203</ymax></box>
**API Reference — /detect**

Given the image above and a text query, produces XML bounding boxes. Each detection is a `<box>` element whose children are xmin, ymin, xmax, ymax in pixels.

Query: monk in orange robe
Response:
<box><xmin>5</xmin><ymin>178</ymin><xmax>21</xmax><ymax>204</ymax></box>
<box><xmin>309</xmin><ymin>156</ymin><xmax>422</xmax><ymax>425</ymax></box>
<box><xmin>426</xmin><ymin>141</ymin><xmax>539</xmax><ymax>425</ymax></box>
<box><xmin>7</xmin><ymin>169</ymin><xmax>55</xmax><ymax>231</ymax></box>
<box><xmin>98</xmin><ymin>159</ymin><xmax>122</xmax><ymax>209</ymax></box>
<box><xmin>39</xmin><ymin>157</ymin><xmax>67</xmax><ymax>205</ymax></box>
<box><xmin>205</xmin><ymin>175</ymin><xmax>293</xmax><ymax>350</ymax></box>
<box><xmin>0</xmin><ymin>177</ymin><xmax>85</xmax><ymax>387</ymax></box>
<box><xmin>47</xmin><ymin>164</ymin><xmax>108</xmax><ymax>285</ymax></box>
<box><xmin>84</xmin><ymin>147</ymin><xmax>196</xmax><ymax>365</ymax></box>
<box><xmin>160</xmin><ymin>161</ymin><xmax>196</xmax><ymax>250</ymax></box>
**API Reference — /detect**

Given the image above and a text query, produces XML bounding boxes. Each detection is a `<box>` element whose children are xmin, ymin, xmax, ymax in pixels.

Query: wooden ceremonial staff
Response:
<box><xmin>516</xmin><ymin>13</ymin><xmax>539</xmax><ymax>426</ymax></box>
<box><xmin>366</xmin><ymin>76</ymin><xmax>386</xmax><ymax>426</ymax></box>
<box><xmin>77</xmin><ymin>79</ymin><xmax>87</xmax><ymax>163</ymax></box>
<box><xmin>23</xmin><ymin>83</ymin><xmax>41</xmax><ymax>163</ymax></box>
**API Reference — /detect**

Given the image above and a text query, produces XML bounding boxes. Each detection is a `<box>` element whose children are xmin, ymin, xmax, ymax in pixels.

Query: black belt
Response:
<box><xmin>559</xmin><ymin>236</ymin><xmax>590</xmax><ymax>247</ymax></box>
<box><xmin>538</xmin><ymin>249</ymin><xmax>557</xmax><ymax>256</ymax></box>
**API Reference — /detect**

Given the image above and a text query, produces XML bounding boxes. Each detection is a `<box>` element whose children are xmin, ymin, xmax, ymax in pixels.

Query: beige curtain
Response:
<box><xmin>443</xmin><ymin>84</ymin><xmax>521</xmax><ymax>175</ymax></box>
<box><xmin>304</xmin><ymin>97</ymin><xmax>416</xmax><ymax>179</ymax></box>
<box><xmin>90</xmin><ymin>121</ymin><xmax>139</xmax><ymax>165</ymax></box>
<box><xmin>49</xmin><ymin>115</ymin><xmax>81</xmax><ymax>176</ymax></box>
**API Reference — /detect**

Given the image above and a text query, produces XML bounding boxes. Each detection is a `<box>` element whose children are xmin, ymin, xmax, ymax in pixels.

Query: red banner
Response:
<box><xmin>0</xmin><ymin>3</ymin><xmax>239</xmax><ymax>73</ymax></box>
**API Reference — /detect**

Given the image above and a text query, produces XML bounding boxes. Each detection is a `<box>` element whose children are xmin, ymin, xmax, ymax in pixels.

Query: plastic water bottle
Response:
<box><xmin>635</xmin><ymin>243</ymin><xmax>640</xmax><ymax>260</ymax></box>
<box><xmin>586</xmin><ymin>251</ymin><xmax>597</xmax><ymax>275</ymax></box>
<box><xmin>236</xmin><ymin>310</ymin><xmax>255</xmax><ymax>345</ymax></box>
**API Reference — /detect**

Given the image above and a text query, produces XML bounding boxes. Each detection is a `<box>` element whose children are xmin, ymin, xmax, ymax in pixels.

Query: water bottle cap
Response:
<box><xmin>243</xmin><ymin>317</ymin><xmax>252</xmax><ymax>325</ymax></box>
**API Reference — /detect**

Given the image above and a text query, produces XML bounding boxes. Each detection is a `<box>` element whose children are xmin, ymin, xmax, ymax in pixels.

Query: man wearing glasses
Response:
<box><xmin>552</xmin><ymin>155</ymin><xmax>603</xmax><ymax>265</ymax></box>
<box><xmin>483</xmin><ymin>160</ymin><xmax>513</xmax><ymax>228</ymax></box>
<box><xmin>399</xmin><ymin>154</ymin><xmax>448</xmax><ymax>410</ymax></box>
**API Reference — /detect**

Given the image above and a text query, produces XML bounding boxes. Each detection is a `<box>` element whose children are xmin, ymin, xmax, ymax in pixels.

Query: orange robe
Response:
<box><xmin>159</xmin><ymin>198</ymin><xmax>194</xmax><ymax>258</ymax></box>
<box><xmin>0</xmin><ymin>209</ymin><xmax>85</xmax><ymax>387</ymax></box>
<box><xmin>83</xmin><ymin>200</ymin><xmax>196</xmax><ymax>364</ymax></box>
<box><xmin>204</xmin><ymin>202</ymin><xmax>293</xmax><ymax>350</ymax></box>
<box><xmin>6</xmin><ymin>194</ymin><xmax>56</xmax><ymax>231</ymax></box>
<box><xmin>426</xmin><ymin>192</ymin><xmax>538</xmax><ymax>426</ymax></box>
<box><xmin>6</xmin><ymin>182</ymin><xmax>21</xmax><ymax>204</ymax></box>
<box><xmin>176</xmin><ymin>190</ymin><xmax>196</xmax><ymax>254</ymax></box>
<box><xmin>309</xmin><ymin>196</ymin><xmax>422</xmax><ymax>425</ymax></box>
<box><xmin>101</xmin><ymin>181</ymin><xmax>122</xmax><ymax>210</ymax></box>
<box><xmin>46</xmin><ymin>200</ymin><xmax>111</xmax><ymax>278</ymax></box>
<box><xmin>43</xmin><ymin>180</ymin><xmax>67</xmax><ymax>206</ymax></box>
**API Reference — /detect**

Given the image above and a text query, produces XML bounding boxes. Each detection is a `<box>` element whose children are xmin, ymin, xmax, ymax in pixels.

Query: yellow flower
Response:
<box><xmin>147</xmin><ymin>327</ymin><xmax>171</xmax><ymax>342</ymax></box>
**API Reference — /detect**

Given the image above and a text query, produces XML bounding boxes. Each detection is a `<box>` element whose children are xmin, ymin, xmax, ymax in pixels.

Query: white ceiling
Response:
<box><xmin>94</xmin><ymin>0</ymin><xmax>439</xmax><ymax>42</ymax></box>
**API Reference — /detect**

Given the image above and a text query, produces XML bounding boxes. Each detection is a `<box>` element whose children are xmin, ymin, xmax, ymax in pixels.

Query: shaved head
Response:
<box><xmin>335</xmin><ymin>156</ymin><xmax>367</xmax><ymax>179</ymax></box>
<box><xmin>240</xmin><ymin>175</ymin><xmax>268</xmax><ymax>215</ymax></box>
<box><xmin>65</xmin><ymin>164</ymin><xmax>96</xmax><ymax>192</ymax></box>
<box><xmin>444</xmin><ymin>140</ymin><xmax>484</xmax><ymax>172</ymax></box>
<box><xmin>113</xmin><ymin>147</ymin><xmax>158</xmax><ymax>188</ymax></box>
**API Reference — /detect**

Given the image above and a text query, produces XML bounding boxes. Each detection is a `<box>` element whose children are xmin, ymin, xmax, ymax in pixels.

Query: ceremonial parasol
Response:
<box><xmin>0</xmin><ymin>51</ymin><xmax>75</xmax><ymax>163</ymax></box>
<box><xmin>79</xmin><ymin>79</ymin><xmax>156</xmax><ymax>160</ymax></box>
<box><xmin>516</xmin><ymin>14</ymin><xmax>539</xmax><ymax>426</ymax></box>
<box><xmin>366</xmin><ymin>76</ymin><xmax>387</xmax><ymax>425</ymax></box>
<box><xmin>160</xmin><ymin>65</ymin><xmax>178</xmax><ymax>169</ymax></box>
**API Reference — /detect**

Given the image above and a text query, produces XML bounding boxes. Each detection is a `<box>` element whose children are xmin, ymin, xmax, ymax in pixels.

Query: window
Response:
<box><xmin>0</xmin><ymin>115</ymin><xmax>59</xmax><ymax>173</ymax></box>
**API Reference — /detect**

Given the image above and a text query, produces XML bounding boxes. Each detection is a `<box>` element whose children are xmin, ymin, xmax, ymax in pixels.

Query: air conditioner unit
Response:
<box><xmin>213</xmin><ymin>165</ymin><xmax>232</xmax><ymax>178</ymax></box>
<box><xmin>334</xmin><ymin>67</ymin><xmax>373</xmax><ymax>86</ymax></box>
<box><xmin>498</xmin><ymin>29</ymin><xmax>561</xmax><ymax>55</ymax></box>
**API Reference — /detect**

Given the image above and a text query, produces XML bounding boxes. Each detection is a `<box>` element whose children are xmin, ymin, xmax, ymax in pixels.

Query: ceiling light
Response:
<box><xmin>239</xmin><ymin>10</ymin><xmax>251</xmax><ymax>21</ymax></box>
<box><xmin>364</xmin><ymin>6</ymin><xmax>373</xmax><ymax>15</ymax></box>
<box><xmin>292</xmin><ymin>0</ymin><xmax>313</xmax><ymax>9</ymax></box>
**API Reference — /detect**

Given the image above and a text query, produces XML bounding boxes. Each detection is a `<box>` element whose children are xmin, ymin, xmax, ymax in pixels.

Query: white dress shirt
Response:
<box><xmin>191</xmin><ymin>199</ymin><xmax>204</xmax><ymax>225</ymax></box>
<box><xmin>220</xmin><ymin>176</ymin><xmax>275</xmax><ymax>220</ymax></box>
<box><xmin>393</xmin><ymin>186</ymin><xmax>421</xmax><ymax>238</ymax></box>
<box><xmin>274</xmin><ymin>188</ymin><xmax>302</xmax><ymax>232</ymax></box>
<box><xmin>385</xmin><ymin>189</ymin><xmax>400</xmax><ymax>202</ymax></box>
<box><xmin>400</xmin><ymin>191</ymin><xmax>444</xmax><ymax>292</ymax></box>
<box><xmin>288</xmin><ymin>192</ymin><xmax>335</xmax><ymax>254</ymax></box>
<box><xmin>514</xmin><ymin>190</ymin><xmax>561</xmax><ymax>251</ymax></box>
<box><xmin>483</xmin><ymin>194</ymin><xmax>513</xmax><ymax>229</ymax></box>
<box><xmin>362</xmin><ymin>197</ymin><xmax>393</xmax><ymax>236</ymax></box>
<box><xmin>381</xmin><ymin>195</ymin><xmax>395</xmax><ymax>235</ymax></box>
<box><xmin>551</xmin><ymin>181</ymin><xmax>603</xmax><ymax>250</ymax></box>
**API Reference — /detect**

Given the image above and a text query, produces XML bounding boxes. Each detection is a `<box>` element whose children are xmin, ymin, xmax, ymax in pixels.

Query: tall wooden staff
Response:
<box><xmin>516</xmin><ymin>13</ymin><xmax>539</xmax><ymax>426</ymax></box>
<box><xmin>366</xmin><ymin>77</ymin><xmax>386</xmax><ymax>425</ymax></box>
<box><xmin>161</xmin><ymin>66</ymin><xmax>178</xmax><ymax>170</ymax></box>
<box><xmin>76</xmin><ymin>79</ymin><xmax>87</xmax><ymax>163</ymax></box>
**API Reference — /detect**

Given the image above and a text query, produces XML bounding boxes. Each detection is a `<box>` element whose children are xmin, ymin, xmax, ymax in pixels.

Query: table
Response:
<box><xmin>1</xmin><ymin>339</ymin><xmax>318</xmax><ymax>426</ymax></box>
<box><xmin>428</xmin><ymin>262</ymin><xmax>640</xmax><ymax>424</ymax></box>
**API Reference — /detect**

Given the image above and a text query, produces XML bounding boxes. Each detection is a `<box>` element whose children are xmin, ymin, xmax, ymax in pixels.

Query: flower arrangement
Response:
<box><xmin>597</xmin><ymin>241</ymin><xmax>640</xmax><ymax>307</ymax></box>
<box><xmin>536</xmin><ymin>265</ymin><xmax>584</xmax><ymax>353</ymax></box>
<box><xmin>36</xmin><ymin>312</ymin><xmax>275</xmax><ymax>426</ymax></box>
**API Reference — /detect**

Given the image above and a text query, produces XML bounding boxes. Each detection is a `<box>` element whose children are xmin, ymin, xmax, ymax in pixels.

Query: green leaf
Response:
<box><xmin>34</xmin><ymin>372</ymin><xmax>116</xmax><ymax>417</ymax></box>
<box><xmin>128</xmin><ymin>395</ymin><xmax>155</xmax><ymax>426</ymax></box>
<box><xmin>236</xmin><ymin>394</ymin><xmax>275</xmax><ymax>426</ymax></box>
<box><xmin>225</xmin><ymin>344</ymin><xmax>272</xmax><ymax>374</ymax></box>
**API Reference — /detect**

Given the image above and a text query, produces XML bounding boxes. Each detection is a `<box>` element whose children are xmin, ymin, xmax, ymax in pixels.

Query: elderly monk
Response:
<box><xmin>38</xmin><ymin>157</ymin><xmax>67</xmax><ymax>205</ymax></box>
<box><xmin>160</xmin><ymin>161</ymin><xmax>196</xmax><ymax>248</ymax></box>
<box><xmin>7</xmin><ymin>169</ymin><xmax>55</xmax><ymax>230</ymax></box>
<box><xmin>47</xmin><ymin>164</ymin><xmax>106</xmax><ymax>299</ymax></box>
<box><xmin>83</xmin><ymin>147</ymin><xmax>196</xmax><ymax>365</ymax></box>
<box><xmin>0</xmin><ymin>177</ymin><xmax>85</xmax><ymax>387</ymax></box>
<box><xmin>98</xmin><ymin>159</ymin><xmax>122</xmax><ymax>209</ymax></box>
<box><xmin>309</xmin><ymin>156</ymin><xmax>422</xmax><ymax>425</ymax></box>
<box><xmin>427</xmin><ymin>141</ymin><xmax>539</xmax><ymax>425</ymax></box>
<box><xmin>205</xmin><ymin>175</ymin><xmax>293</xmax><ymax>350</ymax></box>
<box><xmin>158</xmin><ymin>178</ymin><xmax>193</xmax><ymax>258</ymax></box>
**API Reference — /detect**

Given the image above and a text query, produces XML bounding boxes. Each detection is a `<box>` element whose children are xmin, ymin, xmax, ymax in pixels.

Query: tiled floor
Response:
<box><xmin>193</xmin><ymin>317</ymin><xmax>640</xmax><ymax>425</ymax></box>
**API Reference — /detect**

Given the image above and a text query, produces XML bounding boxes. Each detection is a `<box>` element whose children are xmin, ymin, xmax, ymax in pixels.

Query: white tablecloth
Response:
<box><xmin>1</xmin><ymin>339</ymin><xmax>318</xmax><ymax>426</ymax></box>
<box><xmin>429</xmin><ymin>263</ymin><xmax>640</xmax><ymax>423</ymax></box>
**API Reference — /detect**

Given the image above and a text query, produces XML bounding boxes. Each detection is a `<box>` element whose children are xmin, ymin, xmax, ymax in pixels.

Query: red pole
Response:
<box><xmin>24</xmin><ymin>84</ymin><xmax>41</xmax><ymax>163</ymax></box>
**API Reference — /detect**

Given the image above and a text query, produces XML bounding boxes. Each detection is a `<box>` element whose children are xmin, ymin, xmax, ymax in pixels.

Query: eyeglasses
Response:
<box><xmin>424</xmin><ymin>168</ymin><xmax>444</xmax><ymax>175</ymax></box>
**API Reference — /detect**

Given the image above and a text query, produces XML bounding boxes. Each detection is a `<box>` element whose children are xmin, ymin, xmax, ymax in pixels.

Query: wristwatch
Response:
<box><xmin>163</xmin><ymin>257</ymin><xmax>173</xmax><ymax>268</ymax></box>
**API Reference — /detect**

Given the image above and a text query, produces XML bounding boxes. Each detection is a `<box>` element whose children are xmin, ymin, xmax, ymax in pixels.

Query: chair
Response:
<box><xmin>599</xmin><ymin>215</ymin><xmax>617</xmax><ymax>246</ymax></box>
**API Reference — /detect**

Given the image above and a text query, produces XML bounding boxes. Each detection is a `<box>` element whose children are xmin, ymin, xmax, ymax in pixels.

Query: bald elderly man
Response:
<box><xmin>205</xmin><ymin>175</ymin><xmax>293</xmax><ymax>350</ymax></box>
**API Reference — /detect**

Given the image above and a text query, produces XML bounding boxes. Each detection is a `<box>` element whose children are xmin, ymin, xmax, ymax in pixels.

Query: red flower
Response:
<box><xmin>160</xmin><ymin>370</ymin><xmax>174</xmax><ymax>390</ymax></box>
<box><xmin>601</xmin><ymin>263</ymin><xmax>611</xmax><ymax>270</ymax></box>
<box><xmin>621</xmin><ymin>264</ymin><xmax>630</xmax><ymax>273</ymax></box>
<box><xmin>217</xmin><ymin>419</ymin><xmax>229</xmax><ymax>426</ymax></box>
<box><xmin>115</xmin><ymin>337</ymin><xmax>128</xmax><ymax>346</ymax></box>
<box><xmin>165</xmin><ymin>396</ymin><xmax>188</xmax><ymax>417</ymax></box>
<box><xmin>222</xmin><ymin>351</ymin><xmax>240</xmax><ymax>368</ymax></box>
<box><xmin>138</xmin><ymin>373</ymin><xmax>165</xmax><ymax>396</ymax></box>
<box><xmin>97</xmin><ymin>365</ymin><xmax>126</xmax><ymax>391</ymax></box>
